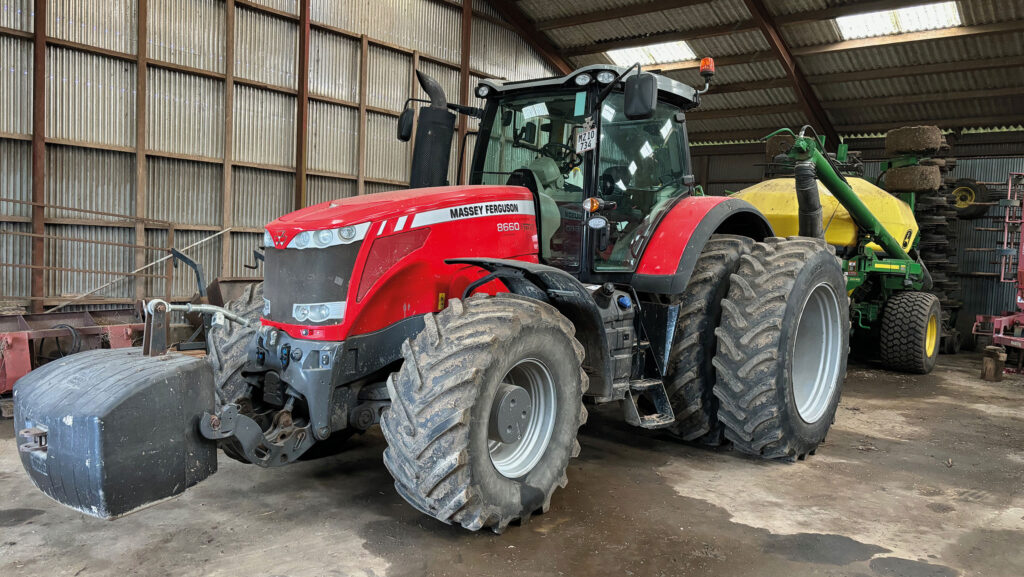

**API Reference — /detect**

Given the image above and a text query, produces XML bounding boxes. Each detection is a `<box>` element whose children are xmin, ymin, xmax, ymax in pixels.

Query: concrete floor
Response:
<box><xmin>1</xmin><ymin>354</ymin><xmax>1022</xmax><ymax>577</ymax></box>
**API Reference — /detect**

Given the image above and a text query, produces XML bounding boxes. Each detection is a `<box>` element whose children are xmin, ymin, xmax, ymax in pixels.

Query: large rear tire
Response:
<box><xmin>880</xmin><ymin>291</ymin><xmax>941</xmax><ymax>374</ymax></box>
<box><xmin>382</xmin><ymin>294</ymin><xmax>587</xmax><ymax>532</ymax></box>
<box><xmin>664</xmin><ymin>234</ymin><xmax>753</xmax><ymax>443</ymax></box>
<box><xmin>712</xmin><ymin>237</ymin><xmax>849</xmax><ymax>461</ymax></box>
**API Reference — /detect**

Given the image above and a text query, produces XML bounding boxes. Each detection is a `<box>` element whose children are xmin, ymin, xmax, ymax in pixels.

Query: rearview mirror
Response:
<box><xmin>624</xmin><ymin>72</ymin><xmax>657</xmax><ymax>120</ymax></box>
<box><xmin>517</xmin><ymin>122</ymin><xmax>536</xmax><ymax>144</ymax></box>
<box><xmin>397</xmin><ymin>108</ymin><xmax>414</xmax><ymax>142</ymax></box>
<box><xmin>502</xmin><ymin>110</ymin><xmax>513</xmax><ymax>127</ymax></box>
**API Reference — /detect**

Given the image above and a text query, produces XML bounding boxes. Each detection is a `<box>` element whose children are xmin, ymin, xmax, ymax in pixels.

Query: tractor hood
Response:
<box><xmin>266</xmin><ymin>185</ymin><xmax>534</xmax><ymax>249</ymax></box>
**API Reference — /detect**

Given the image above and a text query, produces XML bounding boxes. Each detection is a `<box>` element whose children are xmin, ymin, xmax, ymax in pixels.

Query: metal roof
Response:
<box><xmin>502</xmin><ymin>0</ymin><xmax>1024</xmax><ymax>142</ymax></box>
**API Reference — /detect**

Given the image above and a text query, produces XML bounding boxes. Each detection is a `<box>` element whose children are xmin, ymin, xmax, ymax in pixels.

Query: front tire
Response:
<box><xmin>880</xmin><ymin>291</ymin><xmax>941</xmax><ymax>374</ymax></box>
<box><xmin>381</xmin><ymin>294</ymin><xmax>587</xmax><ymax>532</ymax></box>
<box><xmin>712</xmin><ymin>237</ymin><xmax>849</xmax><ymax>461</ymax></box>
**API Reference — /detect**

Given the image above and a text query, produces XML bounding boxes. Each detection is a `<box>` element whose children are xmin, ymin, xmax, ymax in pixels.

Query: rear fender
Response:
<box><xmin>446</xmin><ymin>258</ymin><xmax>615</xmax><ymax>398</ymax></box>
<box><xmin>633</xmin><ymin>196</ymin><xmax>772</xmax><ymax>296</ymax></box>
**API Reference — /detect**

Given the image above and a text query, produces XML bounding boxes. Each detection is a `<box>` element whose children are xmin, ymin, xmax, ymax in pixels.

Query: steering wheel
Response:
<box><xmin>540</xmin><ymin>143</ymin><xmax>583</xmax><ymax>176</ymax></box>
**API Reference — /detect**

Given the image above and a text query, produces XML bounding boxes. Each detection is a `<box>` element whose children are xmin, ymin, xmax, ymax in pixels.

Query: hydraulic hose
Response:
<box><xmin>794</xmin><ymin>160</ymin><xmax>824</xmax><ymax>239</ymax></box>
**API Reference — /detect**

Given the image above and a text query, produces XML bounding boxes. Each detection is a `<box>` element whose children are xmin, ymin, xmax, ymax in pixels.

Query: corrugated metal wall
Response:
<box><xmin>0</xmin><ymin>0</ymin><xmax>555</xmax><ymax>311</ymax></box>
<box><xmin>950</xmin><ymin>158</ymin><xmax>1024</xmax><ymax>345</ymax></box>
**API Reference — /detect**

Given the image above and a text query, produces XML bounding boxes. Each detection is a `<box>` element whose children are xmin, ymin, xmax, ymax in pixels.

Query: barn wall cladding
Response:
<box><xmin>0</xmin><ymin>0</ymin><xmax>553</xmax><ymax>311</ymax></box>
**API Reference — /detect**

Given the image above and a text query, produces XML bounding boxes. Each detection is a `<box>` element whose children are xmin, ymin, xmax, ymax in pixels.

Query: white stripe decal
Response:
<box><xmin>410</xmin><ymin>199</ymin><xmax>535</xmax><ymax>229</ymax></box>
<box><xmin>377</xmin><ymin>220</ymin><xmax>387</xmax><ymax>235</ymax></box>
<box><xmin>395</xmin><ymin>215</ymin><xmax>408</xmax><ymax>231</ymax></box>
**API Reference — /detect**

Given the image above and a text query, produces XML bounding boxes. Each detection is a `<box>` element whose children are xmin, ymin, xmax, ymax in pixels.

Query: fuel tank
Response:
<box><xmin>261</xmin><ymin>185</ymin><xmax>540</xmax><ymax>340</ymax></box>
<box><xmin>732</xmin><ymin>177</ymin><xmax>919</xmax><ymax>253</ymax></box>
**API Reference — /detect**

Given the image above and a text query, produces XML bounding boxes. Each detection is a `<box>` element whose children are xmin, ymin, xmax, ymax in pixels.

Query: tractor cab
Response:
<box><xmin>468</xmin><ymin>65</ymin><xmax>706</xmax><ymax>279</ymax></box>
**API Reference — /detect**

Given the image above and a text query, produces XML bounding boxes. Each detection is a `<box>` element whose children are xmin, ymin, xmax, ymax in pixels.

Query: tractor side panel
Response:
<box><xmin>633</xmin><ymin>196</ymin><xmax>771</xmax><ymax>295</ymax></box>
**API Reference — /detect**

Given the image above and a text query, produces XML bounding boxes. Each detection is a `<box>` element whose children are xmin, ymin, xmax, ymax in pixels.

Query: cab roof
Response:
<box><xmin>477</xmin><ymin>65</ymin><xmax>699</xmax><ymax>110</ymax></box>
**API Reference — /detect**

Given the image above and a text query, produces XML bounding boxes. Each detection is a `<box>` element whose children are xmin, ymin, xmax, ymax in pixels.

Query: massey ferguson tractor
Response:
<box><xmin>15</xmin><ymin>60</ymin><xmax>854</xmax><ymax>533</ymax></box>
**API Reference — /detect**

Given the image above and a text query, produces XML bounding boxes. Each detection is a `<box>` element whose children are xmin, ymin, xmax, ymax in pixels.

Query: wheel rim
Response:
<box><xmin>792</xmin><ymin>282</ymin><xmax>844</xmax><ymax>424</ymax></box>
<box><xmin>488</xmin><ymin>358</ymin><xmax>557</xmax><ymax>479</ymax></box>
<box><xmin>926</xmin><ymin>314</ymin><xmax>938</xmax><ymax>355</ymax></box>
<box><xmin>953</xmin><ymin>186</ymin><xmax>974</xmax><ymax>208</ymax></box>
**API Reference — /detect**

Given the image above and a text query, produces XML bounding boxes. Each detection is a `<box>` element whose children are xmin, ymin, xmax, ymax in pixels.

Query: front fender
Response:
<box><xmin>446</xmin><ymin>258</ymin><xmax>615</xmax><ymax>398</ymax></box>
<box><xmin>633</xmin><ymin>196</ymin><xmax>772</xmax><ymax>296</ymax></box>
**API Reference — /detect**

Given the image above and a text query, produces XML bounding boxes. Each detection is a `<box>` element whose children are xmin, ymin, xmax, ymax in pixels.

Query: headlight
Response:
<box><xmin>292</xmin><ymin>301</ymin><xmax>346</xmax><ymax>323</ymax></box>
<box><xmin>263</xmin><ymin>230</ymin><xmax>274</xmax><ymax>247</ymax></box>
<box><xmin>574</xmin><ymin>73</ymin><xmax>592</xmax><ymax>86</ymax></box>
<box><xmin>286</xmin><ymin>222</ymin><xmax>371</xmax><ymax>249</ymax></box>
<box><xmin>315</xmin><ymin>229</ymin><xmax>334</xmax><ymax>247</ymax></box>
<box><xmin>293</xmin><ymin>231</ymin><xmax>312</xmax><ymax>248</ymax></box>
<box><xmin>596</xmin><ymin>70</ymin><xmax>616</xmax><ymax>84</ymax></box>
<box><xmin>476</xmin><ymin>84</ymin><xmax>491</xmax><ymax>98</ymax></box>
<box><xmin>337</xmin><ymin>226</ymin><xmax>356</xmax><ymax>241</ymax></box>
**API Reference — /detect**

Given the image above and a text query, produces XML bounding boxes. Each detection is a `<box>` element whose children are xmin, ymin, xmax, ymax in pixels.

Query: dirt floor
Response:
<box><xmin>1</xmin><ymin>353</ymin><xmax>1022</xmax><ymax>577</ymax></box>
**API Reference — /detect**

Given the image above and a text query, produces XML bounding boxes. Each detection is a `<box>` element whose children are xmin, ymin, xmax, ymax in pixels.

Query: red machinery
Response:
<box><xmin>972</xmin><ymin>173</ymin><xmax>1024</xmax><ymax>359</ymax></box>
<box><xmin>0</xmin><ymin>310</ymin><xmax>143</xmax><ymax>395</ymax></box>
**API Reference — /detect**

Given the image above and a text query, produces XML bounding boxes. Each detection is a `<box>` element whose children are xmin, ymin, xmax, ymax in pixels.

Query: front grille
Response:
<box><xmin>263</xmin><ymin>242</ymin><xmax>362</xmax><ymax>325</ymax></box>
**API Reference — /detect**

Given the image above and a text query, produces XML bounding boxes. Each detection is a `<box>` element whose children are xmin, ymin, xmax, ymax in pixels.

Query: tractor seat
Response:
<box><xmin>528</xmin><ymin>157</ymin><xmax>577</xmax><ymax>203</ymax></box>
<box><xmin>506</xmin><ymin>167</ymin><xmax>560</xmax><ymax>260</ymax></box>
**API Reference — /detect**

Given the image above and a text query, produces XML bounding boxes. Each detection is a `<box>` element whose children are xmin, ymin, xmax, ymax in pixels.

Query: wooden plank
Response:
<box><xmin>742</xmin><ymin>0</ymin><xmax>837</xmax><ymax>144</ymax></box>
<box><xmin>837</xmin><ymin>116</ymin><xmax>1024</xmax><ymax>133</ymax></box>
<box><xmin>221</xmin><ymin>0</ymin><xmax>236</xmax><ymax>279</ymax></box>
<box><xmin>792</xmin><ymin>21</ymin><xmax>1024</xmax><ymax>57</ymax></box>
<box><xmin>30</xmin><ymin>0</ymin><xmax>46</xmax><ymax>312</ymax></box>
<box><xmin>135</xmin><ymin>0</ymin><xmax>149</xmax><ymax>303</ymax></box>
<box><xmin>775</xmin><ymin>0</ymin><xmax>913</xmax><ymax>25</ymax></box>
<box><xmin>457</xmin><ymin>0</ymin><xmax>471</xmax><ymax>185</ymax></box>
<box><xmin>295</xmin><ymin>0</ymin><xmax>310</xmax><ymax>209</ymax></box>
<box><xmin>536</xmin><ymin>0</ymin><xmax>713</xmax><ymax>31</ymax></box>
<box><xmin>687</xmin><ymin>103</ymin><xmax>802</xmax><ymax>121</ymax></box>
<box><xmin>564</xmin><ymin>21</ymin><xmax>757</xmax><ymax>57</ymax></box>
<box><xmin>808</xmin><ymin>55</ymin><xmax>1024</xmax><ymax>85</ymax></box>
<box><xmin>644</xmin><ymin>51</ymin><xmax>776</xmax><ymax>73</ymax></box>
<box><xmin>357</xmin><ymin>36</ymin><xmax>368</xmax><ymax>195</ymax></box>
<box><xmin>826</xmin><ymin>86</ymin><xmax>1024</xmax><ymax>109</ymax></box>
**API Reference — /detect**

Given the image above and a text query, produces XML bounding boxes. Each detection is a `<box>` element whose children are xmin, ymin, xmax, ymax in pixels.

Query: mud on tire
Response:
<box><xmin>880</xmin><ymin>291</ymin><xmax>941</xmax><ymax>374</ymax></box>
<box><xmin>712</xmin><ymin>237</ymin><xmax>849</xmax><ymax>461</ymax></box>
<box><xmin>665</xmin><ymin>234</ymin><xmax>753</xmax><ymax>443</ymax></box>
<box><xmin>885</xmin><ymin>165</ymin><xmax>942</xmax><ymax>193</ymax></box>
<box><xmin>885</xmin><ymin>125</ymin><xmax>943</xmax><ymax>157</ymax></box>
<box><xmin>207</xmin><ymin>282</ymin><xmax>264</xmax><ymax>403</ymax></box>
<box><xmin>206</xmin><ymin>282</ymin><xmax>262</xmax><ymax>463</ymax></box>
<box><xmin>381</xmin><ymin>294</ymin><xmax>588</xmax><ymax>532</ymax></box>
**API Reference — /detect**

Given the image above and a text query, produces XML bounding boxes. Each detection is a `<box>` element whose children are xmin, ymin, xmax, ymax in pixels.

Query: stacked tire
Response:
<box><xmin>883</xmin><ymin>126</ymin><xmax>962</xmax><ymax>354</ymax></box>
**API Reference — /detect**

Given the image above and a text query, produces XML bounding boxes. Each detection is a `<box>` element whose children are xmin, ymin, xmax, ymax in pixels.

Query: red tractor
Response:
<box><xmin>14</xmin><ymin>61</ymin><xmax>849</xmax><ymax>532</ymax></box>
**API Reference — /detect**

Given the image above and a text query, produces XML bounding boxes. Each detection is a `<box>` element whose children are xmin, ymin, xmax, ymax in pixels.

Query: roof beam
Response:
<box><xmin>488</xmin><ymin>2</ymin><xmax>573</xmax><ymax>74</ymax></box>
<box><xmin>644</xmin><ymin>51</ymin><xmax>777</xmax><ymax>72</ymax></box>
<box><xmin>564</xmin><ymin>21</ymin><xmax>756</xmax><ymax>57</ymax></box>
<box><xmin>838</xmin><ymin>116</ymin><xmax>1024</xmax><ymax>133</ymax></box>
<box><xmin>774</xmin><ymin>0</ymin><xmax>917</xmax><ymax>26</ymax></box>
<box><xmin>687</xmin><ymin>103</ymin><xmax>802</xmax><ymax>121</ymax></box>
<box><xmin>792</xmin><ymin>21</ymin><xmax>1024</xmax><ymax>56</ymax></box>
<box><xmin>703</xmin><ymin>77</ymin><xmax>793</xmax><ymax>94</ymax></box>
<box><xmin>826</xmin><ymin>86</ymin><xmax>1024</xmax><ymax>109</ymax></box>
<box><xmin>741</xmin><ymin>0</ymin><xmax>837</xmax><ymax>144</ymax></box>
<box><xmin>807</xmin><ymin>55</ymin><xmax>1024</xmax><ymax>84</ymax></box>
<box><xmin>689</xmin><ymin>128</ymin><xmax>775</xmax><ymax>142</ymax></box>
<box><xmin>535</xmin><ymin>0</ymin><xmax>713</xmax><ymax>31</ymax></box>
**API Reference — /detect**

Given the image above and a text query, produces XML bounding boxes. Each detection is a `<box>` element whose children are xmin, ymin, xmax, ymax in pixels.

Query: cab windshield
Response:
<box><xmin>471</xmin><ymin>88</ymin><xmax>690</xmax><ymax>273</ymax></box>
